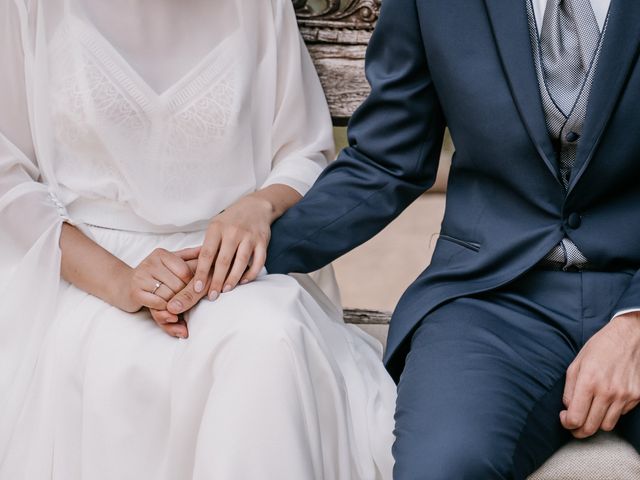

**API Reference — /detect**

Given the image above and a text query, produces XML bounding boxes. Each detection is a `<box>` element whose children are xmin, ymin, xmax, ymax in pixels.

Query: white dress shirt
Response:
<box><xmin>532</xmin><ymin>0</ymin><xmax>611</xmax><ymax>33</ymax></box>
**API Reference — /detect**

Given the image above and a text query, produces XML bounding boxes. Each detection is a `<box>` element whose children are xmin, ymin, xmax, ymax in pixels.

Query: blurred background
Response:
<box><xmin>331</xmin><ymin>128</ymin><xmax>453</xmax><ymax>312</ymax></box>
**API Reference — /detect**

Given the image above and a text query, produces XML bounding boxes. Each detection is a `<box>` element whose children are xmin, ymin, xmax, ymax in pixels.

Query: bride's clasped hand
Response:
<box><xmin>127</xmin><ymin>184</ymin><xmax>303</xmax><ymax>339</ymax></box>
<box><xmin>115</xmin><ymin>245</ymin><xmax>199</xmax><ymax>337</ymax></box>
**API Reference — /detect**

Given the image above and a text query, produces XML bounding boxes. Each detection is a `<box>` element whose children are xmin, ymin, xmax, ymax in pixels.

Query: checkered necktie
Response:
<box><xmin>540</xmin><ymin>0</ymin><xmax>601</xmax><ymax>189</ymax></box>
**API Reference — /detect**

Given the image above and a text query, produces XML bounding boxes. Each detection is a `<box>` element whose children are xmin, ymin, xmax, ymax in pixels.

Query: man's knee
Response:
<box><xmin>393</xmin><ymin>430</ymin><xmax>511</xmax><ymax>480</ymax></box>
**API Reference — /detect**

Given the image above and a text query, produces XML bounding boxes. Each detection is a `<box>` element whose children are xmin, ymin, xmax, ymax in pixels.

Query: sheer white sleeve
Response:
<box><xmin>0</xmin><ymin>0</ymin><xmax>67</xmax><ymax>450</ymax></box>
<box><xmin>261</xmin><ymin>0</ymin><xmax>335</xmax><ymax>196</ymax></box>
<box><xmin>0</xmin><ymin>0</ymin><xmax>69</xmax><ymax>263</ymax></box>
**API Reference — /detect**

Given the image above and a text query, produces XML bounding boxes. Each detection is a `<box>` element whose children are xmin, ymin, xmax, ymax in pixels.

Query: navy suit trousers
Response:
<box><xmin>393</xmin><ymin>268</ymin><xmax>640</xmax><ymax>479</ymax></box>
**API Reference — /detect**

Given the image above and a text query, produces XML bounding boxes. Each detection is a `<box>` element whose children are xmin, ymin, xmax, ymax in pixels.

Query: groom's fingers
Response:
<box><xmin>601</xmin><ymin>401</ymin><xmax>625</xmax><ymax>432</ymax></box>
<box><xmin>572</xmin><ymin>395</ymin><xmax>610</xmax><ymax>438</ymax></box>
<box><xmin>563</xmin><ymin>360</ymin><xmax>580</xmax><ymax>408</ymax></box>
<box><xmin>623</xmin><ymin>400</ymin><xmax>640</xmax><ymax>415</ymax></box>
<box><xmin>561</xmin><ymin>374</ymin><xmax>594</xmax><ymax>431</ymax></box>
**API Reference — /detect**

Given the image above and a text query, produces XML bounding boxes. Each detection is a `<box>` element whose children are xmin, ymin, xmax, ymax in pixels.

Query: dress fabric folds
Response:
<box><xmin>0</xmin><ymin>0</ymin><xmax>396</xmax><ymax>478</ymax></box>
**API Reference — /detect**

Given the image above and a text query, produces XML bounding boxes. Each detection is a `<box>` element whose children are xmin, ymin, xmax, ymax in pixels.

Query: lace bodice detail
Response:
<box><xmin>49</xmin><ymin>17</ymin><xmax>241</xmax><ymax>205</ymax></box>
<box><xmin>166</xmin><ymin>80</ymin><xmax>235</xmax><ymax>157</ymax></box>
<box><xmin>0</xmin><ymin>0</ymin><xmax>332</xmax><ymax>232</ymax></box>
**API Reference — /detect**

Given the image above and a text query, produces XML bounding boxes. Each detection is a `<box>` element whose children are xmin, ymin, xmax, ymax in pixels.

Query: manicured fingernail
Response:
<box><xmin>209</xmin><ymin>291</ymin><xmax>219</xmax><ymax>301</ymax></box>
<box><xmin>240</xmin><ymin>279</ymin><xmax>249</xmax><ymax>285</ymax></box>
<box><xmin>194</xmin><ymin>280</ymin><xmax>204</xmax><ymax>293</ymax></box>
<box><xmin>223</xmin><ymin>284</ymin><xmax>232</xmax><ymax>293</ymax></box>
<box><xmin>170</xmin><ymin>300</ymin><xmax>183</xmax><ymax>311</ymax></box>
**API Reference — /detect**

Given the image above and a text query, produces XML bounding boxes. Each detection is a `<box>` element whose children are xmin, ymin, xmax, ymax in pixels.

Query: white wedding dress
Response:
<box><xmin>0</xmin><ymin>0</ymin><xmax>396</xmax><ymax>478</ymax></box>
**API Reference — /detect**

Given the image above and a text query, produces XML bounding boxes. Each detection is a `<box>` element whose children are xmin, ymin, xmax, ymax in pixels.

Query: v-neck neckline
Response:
<box><xmin>68</xmin><ymin>14</ymin><xmax>234</xmax><ymax>111</ymax></box>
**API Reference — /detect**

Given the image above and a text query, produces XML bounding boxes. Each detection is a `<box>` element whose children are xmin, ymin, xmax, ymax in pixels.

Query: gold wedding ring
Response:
<box><xmin>152</xmin><ymin>281</ymin><xmax>162</xmax><ymax>295</ymax></box>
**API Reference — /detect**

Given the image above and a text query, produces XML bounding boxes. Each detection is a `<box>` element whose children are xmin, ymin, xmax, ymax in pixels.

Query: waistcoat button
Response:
<box><xmin>565</xmin><ymin>131</ymin><xmax>580</xmax><ymax>143</ymax></box>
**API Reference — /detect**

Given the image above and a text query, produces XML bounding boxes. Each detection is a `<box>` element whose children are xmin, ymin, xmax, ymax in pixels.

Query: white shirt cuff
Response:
<box><xmin>611</xmin><ymin>308</ymin><xmax>640</xmax><ymax>321</ymax></box>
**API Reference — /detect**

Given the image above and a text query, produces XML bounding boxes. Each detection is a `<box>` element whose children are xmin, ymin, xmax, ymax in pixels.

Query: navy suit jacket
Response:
<box><xmin>266</xmin><ymin>0</ymin><xmax>640</xmax><ymax>381</ymax></box>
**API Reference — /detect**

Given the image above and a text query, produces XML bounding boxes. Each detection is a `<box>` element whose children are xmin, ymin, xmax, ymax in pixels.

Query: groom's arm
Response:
<box><xmin>266</xmin><ymin>0</ymin><xmax>446</xmax><ymax>274</ymax></box>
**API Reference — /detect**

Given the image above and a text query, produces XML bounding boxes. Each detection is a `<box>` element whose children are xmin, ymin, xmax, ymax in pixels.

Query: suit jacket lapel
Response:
<box><xmin>568</xmin><ymin>0</ymin><xmax>640</xmax><ymax>193</ymax></box>
<box><xmin>484</xmin><ymin>0</ymin><xmax>560</xmax><ymax>185</ymax></box>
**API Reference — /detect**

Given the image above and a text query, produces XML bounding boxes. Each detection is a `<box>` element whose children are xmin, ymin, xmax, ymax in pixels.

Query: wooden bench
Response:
<box><xmin>294</xmin><ymin>1</ymin><xmax>640</xmax><ymax>478</ymax></box>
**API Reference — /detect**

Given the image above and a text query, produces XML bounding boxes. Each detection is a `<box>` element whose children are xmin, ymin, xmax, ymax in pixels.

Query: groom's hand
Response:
<box><xmin>561</xmin><ymin>312</ymin><xmax>640</xmax><ymax>438</ymax></box>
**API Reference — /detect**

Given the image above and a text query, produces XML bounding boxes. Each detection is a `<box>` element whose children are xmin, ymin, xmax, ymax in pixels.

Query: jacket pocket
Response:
<box><xmin>438</xmin><ymin>234</ymin><xmax>481</xmax><ymax>252</ymax></box>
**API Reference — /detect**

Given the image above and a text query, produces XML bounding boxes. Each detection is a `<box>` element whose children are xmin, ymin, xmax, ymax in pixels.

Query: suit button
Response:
<box><xmin>567</xmin><ymin>213</ymin><xmax>582</xmax><ymax>229</ymax></box>
<box><xmin>566</xmin><ymin>131</ymin><xmax>580</xmax><ymax>143</ymax></box>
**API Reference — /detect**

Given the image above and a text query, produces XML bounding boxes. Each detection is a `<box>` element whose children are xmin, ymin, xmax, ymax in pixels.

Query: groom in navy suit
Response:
<box><xmin>267</xmin><ymin>0</ymin><xmax>640</xmax><ymax>478</ymax></box>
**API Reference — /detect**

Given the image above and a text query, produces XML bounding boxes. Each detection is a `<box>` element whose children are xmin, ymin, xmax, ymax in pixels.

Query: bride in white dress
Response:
<box><xmin>0</xmin><ymin>0</ymin><xmax>396</xmax><ymax>478</ymax></box>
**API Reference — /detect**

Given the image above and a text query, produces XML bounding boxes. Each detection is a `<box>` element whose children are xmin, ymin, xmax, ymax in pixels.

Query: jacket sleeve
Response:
<box><xmin>612</xmin><ymin>274</ymin><xmax>640</xmax><ymax>319</ymax></box>
<box><xmin>266</xmin><ymin>0</ymin><xmax>446</xmax><ymax>274</ymax></box>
